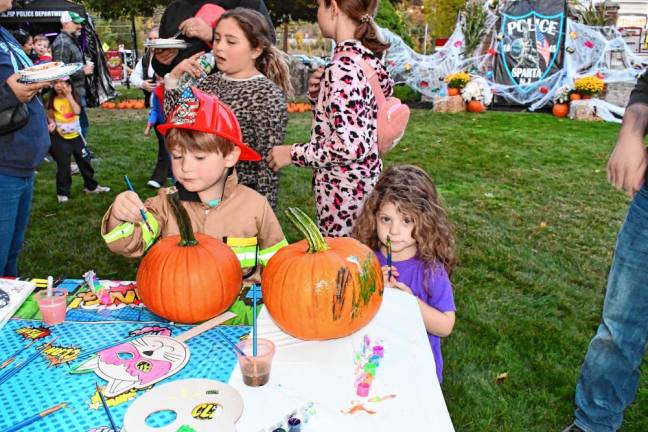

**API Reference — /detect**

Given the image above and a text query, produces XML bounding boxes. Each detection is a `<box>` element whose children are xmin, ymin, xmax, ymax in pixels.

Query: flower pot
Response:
<box><xmin>552</xmin><ymin>103</ymin><xmax>569</xmax><ymax>118</ymax></box>
<box><xmin>467</xmin><ymin>100</ymin><xmax>485</xmax><ymax>113</ymax></box>
<box><xmin>448</xmin><ymin>87</ymin><xmax>460</xmax><ymax>96</ymax></box>
<box><xmin>569</xmin><ymin>93</ymin><xmax>581</xmax><ymax>101</ymax></box>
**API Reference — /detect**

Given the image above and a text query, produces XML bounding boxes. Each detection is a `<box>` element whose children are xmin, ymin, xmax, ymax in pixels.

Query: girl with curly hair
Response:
<box><xmin>352</xmin><ymin>165</ymin><xmax>456</xmax><ymax>383</ymax></box>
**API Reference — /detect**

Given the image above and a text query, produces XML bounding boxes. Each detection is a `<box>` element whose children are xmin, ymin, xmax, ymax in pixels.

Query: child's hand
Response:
<box><xmin>169</xmin><ymin>51</ymin><xmax>205</xmax><ymax>79</ymax></box>
<box><xmin>144</xmin><ymin>123</ymin><xmax>151</xmax><ymax>136</ymax></box>
<box><xmin>381</xmin><ymin>265</ymin><xmax>413</xmax><ymax>294</ymax></box>
<box><xmin>110</xmin><ymin>191</ymin><xmax>147</xmax><ymax>224</ymax></box>
<box><xmin>47</xmin><ymin>120</ymin><xmax>56</xmax><ymax>133</ymax></box>
<box><xmin>267</xmin><ymin>145</ymin><xmax>293</xmax><ymax>172</ymax></box>
<box><xmin>391</xmin><ymin>280</ymin><xmax>413</xmax><ymax>295</ymax></box>
<box><xmin>381</xmin><ymin>264</ymin><xmax>398</xmax><ymax>286</ymax></box>
<box><xmin>308</xmin><ymin>67</ymin><xmax>324</xmax><ymax>100</ymax></box>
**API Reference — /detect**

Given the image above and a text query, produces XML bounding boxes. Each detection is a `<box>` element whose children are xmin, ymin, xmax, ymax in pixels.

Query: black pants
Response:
<box><xmin>150</xmin><ymin>126</ymin><xmax>172</xmax><ymax>185</ymax></box>
<box><xmin>49</xmin><ymin>132</ymin><xmax>98</xmax><ymax>197</ymax></box>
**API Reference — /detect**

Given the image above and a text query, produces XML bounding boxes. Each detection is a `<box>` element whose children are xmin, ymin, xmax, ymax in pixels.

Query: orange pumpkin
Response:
<box><xmin>552</xmin><ymin>103</ymin><xmax>569</xmax><ymax>118</ymax></box>
<box><xmin>136</xmin><ymin>190</ymin><xmax>242</xmax><ymax>323</ymax></box>
<box><xmin>135</xmin><ymin>100</ymin><xmax>145</xmax><ymax>109</ymax></box>
<box><xmin>467</xmin><ymin>100</ymin><xmax>486</xmax><ymax>113</ymax></box>
<box><xmin>569</xmin><ymin>93</ymin><xmax>581</xmax><ymax>101</ymax></box>
<box><xmin>117</xmin><ymin>102</ymin><xmax>127</xmax><ymax>109</ymax></box>
<box><xmin>262</xmin><ymin>208</ymin><xmax>383</xmax><ymax>340</ymax></box>
<box><xmin>448</xmin><ymin>87</ymin><xmax>460</xmax><ymax>96</ymax></box>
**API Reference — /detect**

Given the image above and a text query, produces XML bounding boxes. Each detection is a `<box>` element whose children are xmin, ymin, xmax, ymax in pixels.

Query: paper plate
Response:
<box><xmin>18</xmin><ymin>63</ymin><xmax>83</xmax><ymax>83</ymax></box>
<box><xmin>123</xmin><ymin>379</ymin><xmax>243</xmax><ymax>432</ymax></box>
<box><xmin>144</xmin><ymin>38</ymin><xmax>188</xmax><ymax>49</ymax></box>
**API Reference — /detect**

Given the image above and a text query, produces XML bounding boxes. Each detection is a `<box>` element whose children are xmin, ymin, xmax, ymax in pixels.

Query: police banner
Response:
<box><xmin>494</xmin><ymin>0</ymin><xmax>567</xmax><ymax>92</ymax></box>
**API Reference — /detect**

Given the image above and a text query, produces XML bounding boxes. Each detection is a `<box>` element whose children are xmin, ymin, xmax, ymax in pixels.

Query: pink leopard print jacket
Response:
<box><xmin>291</xmin><ymin>40</ymin><xmax>394</xmax><ymax>237</ymax></box>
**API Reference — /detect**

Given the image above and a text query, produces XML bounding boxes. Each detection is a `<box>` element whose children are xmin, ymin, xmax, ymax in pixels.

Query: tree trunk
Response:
<box><xmin>283</xmin><ymin>20</ymin><xmax>289</xmax><ymax>52</ymax></box>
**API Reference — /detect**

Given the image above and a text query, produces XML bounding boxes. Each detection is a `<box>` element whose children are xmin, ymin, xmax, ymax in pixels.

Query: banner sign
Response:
<box><xmin>495</xmin><ymin>0</ymin><xmax>567</xmax><ymax>92</ymax></box>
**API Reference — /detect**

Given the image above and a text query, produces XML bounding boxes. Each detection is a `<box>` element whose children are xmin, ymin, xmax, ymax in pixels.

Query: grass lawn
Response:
<box><xmin>19</xmin><ymin>107</ymin><xmax>647</xmax><ymax>431</ymax></box>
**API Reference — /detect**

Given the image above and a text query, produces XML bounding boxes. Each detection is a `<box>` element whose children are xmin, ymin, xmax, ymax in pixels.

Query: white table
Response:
<box><xmin>229</xmin><ymin>288</ymin><xmax>455</xmax><ymax>431</ymax></box>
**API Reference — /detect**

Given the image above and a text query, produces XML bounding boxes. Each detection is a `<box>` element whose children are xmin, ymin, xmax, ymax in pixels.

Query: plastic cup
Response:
<box><xmin>235</xmin><ymin>338</ymin><xmax>275</xmax><ymax>387</ymax></box>
<box><xmin>35</xmin><ymin>289</ymin><xmax>67</xmax><ymax>325</ymax></box>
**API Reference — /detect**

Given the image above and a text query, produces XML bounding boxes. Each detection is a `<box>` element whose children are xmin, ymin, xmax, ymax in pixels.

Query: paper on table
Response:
<box><xmin>0</xmin><ymin>279</ymin><xmax>37</xmax><ymax>330</ymax></box>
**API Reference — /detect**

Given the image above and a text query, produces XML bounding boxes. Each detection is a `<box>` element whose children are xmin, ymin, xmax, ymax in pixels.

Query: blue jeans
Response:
<box><xmin>0</xmin><ymin>173</ymin><xmax>34</xmax><ymax>276</ymax></box>
<box><xmin>574</xmin><ymin>186</ymin><xmax>648</xmax><ymax>431</ymax></box>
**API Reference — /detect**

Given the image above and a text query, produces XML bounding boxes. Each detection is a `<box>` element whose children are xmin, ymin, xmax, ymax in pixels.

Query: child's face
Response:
<box><xmin>376</xmin><ymin>201</ymin><xmax>417</xmax><ymax>260</ymax></box>
<box><xmin>22</xmin><ymin>37</ymin><xmax>33</xmax><ymax>54</ymax></box>
<box><xmin>34</xmin><ymin>40</ymin><xmax>49</xmax><ymax>56</ymax></box>
<box><xmin>317</xmin><ymin>0</ymin><xmax>336</xmax><ymax>39</ymax></box>
<box><xmin>53</xmin><ymin>80</ymin><xmax>70</xmax><ymax>94</ymax></box>
<box><xmin>170</xmin><ymin>146</ymin><xmax>239</xmax><ymax>197</ymax></box>
<box><xmin>212</xmin><ymin>17</ymin><xmax>262</xmax><ymax>76</ymax></box>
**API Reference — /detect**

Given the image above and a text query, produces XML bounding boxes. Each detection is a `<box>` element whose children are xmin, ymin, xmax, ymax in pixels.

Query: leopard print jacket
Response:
<box><xmin>165</xmin><ymin>73</ymin><xmax>288</xmax><ymax>210</ymax></box>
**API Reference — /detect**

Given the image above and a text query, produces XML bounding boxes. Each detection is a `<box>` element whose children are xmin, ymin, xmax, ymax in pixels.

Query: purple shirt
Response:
<box><xmin>377</xmin><ymin>250</ymin><xmax>455</xmax><ymax>383</ymax></box>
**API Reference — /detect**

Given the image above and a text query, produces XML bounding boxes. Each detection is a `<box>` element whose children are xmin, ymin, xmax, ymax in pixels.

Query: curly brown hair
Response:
<box><xmin>352</xmin><ymin>165</ymin><xmax>456</xmax><ymax>277</ymax></box>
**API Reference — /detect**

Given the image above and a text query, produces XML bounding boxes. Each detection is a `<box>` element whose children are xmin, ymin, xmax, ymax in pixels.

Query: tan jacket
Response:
<box><xmin>101</xmin><ymin>171</ymin><xmax>287</xmax><ymax>275</ymax></box>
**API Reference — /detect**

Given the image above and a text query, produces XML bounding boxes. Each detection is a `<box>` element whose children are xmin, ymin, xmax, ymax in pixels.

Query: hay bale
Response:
<box><xmin>433</xmin><ymin>95</ymin><xmax>466</xmax><ymax>113</ymax></box>
<box><xmin>569</xmin><ymin>100</ymin><xmax>601</xmax><ymax>122</ymax></box>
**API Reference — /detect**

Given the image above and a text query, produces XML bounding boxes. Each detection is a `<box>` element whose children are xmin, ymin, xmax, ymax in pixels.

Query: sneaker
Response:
<box><xmin>147</xmin><ymin>180</ymin><xmax>161</xmax><ymax>189</ymax></box>
<box><xmin>83</xmin><ymin>185</ymin><xmax>111</xmax><ymax>194</ymax></box>
<box><xmin>57</xmin><ymin>195</ymin><xmax>69</xmax><ymax>203</ymax></box>
<box><xmin>561</xmin><ymin>423</ymin><xmax>586</xmax><ymax>432</ymax></box>
<box><xmin>71</xmin><ymin>162</ymin><xmax>79</xmax><ymax>175</ymax></box>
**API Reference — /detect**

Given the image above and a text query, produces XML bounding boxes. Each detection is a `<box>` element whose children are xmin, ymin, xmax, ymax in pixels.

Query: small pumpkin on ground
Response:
<box><xmin>467</xmin><ymin>100</ymin><xmax>486</xmax><ymax>113</ymax></box>
<box><xmin>136</xmin><ymin>189</ymin><xmax>242</xmax><ymax>323</ymax></box>
<box><xmin>262</xmin><ymin>208</ymin><xmax>384</xmax><ymax>340</ymax></box>
<box><xmin>552</xmin><ymin>103</ymin><xmax>569</xmax><ymax>118</ymax></box>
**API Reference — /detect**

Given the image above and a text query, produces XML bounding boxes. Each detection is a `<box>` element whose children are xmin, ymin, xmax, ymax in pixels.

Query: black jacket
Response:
<box><xmin>152</xmin><ymin>0</ymin><xmax>275</xmax><ymax>77</ymax></box>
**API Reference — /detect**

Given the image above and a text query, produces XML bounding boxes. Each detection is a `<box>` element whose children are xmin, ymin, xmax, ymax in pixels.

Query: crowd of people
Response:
<box><xmin>0</xmin><ymin>0</ymin><xmax>646</xmax><ymax>430</ymax></box>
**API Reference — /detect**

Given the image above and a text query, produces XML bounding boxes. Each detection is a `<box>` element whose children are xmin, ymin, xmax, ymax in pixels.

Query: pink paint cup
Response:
<box><xmin>35</xmin><ymin>289</ymin><xmax>68</xmax><ymax>325</ymax></box>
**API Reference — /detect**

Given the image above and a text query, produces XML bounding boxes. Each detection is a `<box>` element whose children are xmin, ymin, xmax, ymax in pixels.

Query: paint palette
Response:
<box><xmin>123</xmin><ymin>379</ymin><xmax>243</xmax><ymax>432</ymax></box>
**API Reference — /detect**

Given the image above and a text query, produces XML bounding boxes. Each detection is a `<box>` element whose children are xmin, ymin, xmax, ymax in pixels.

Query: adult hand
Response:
<box><xmin>154</xmin><ymin>48</ymin><xmax>179</xmax><ymax>66</ymax></box>
<box><xmin>308</xmin><ymin>67</ymin><xmax>324</xmax><ymax>100</ymax></box>
<box><xmin>179</xmin><ymin>17</ymin><xmax>212</xmax><ymax>43</ymax></box>
<box><xmin>169</xmin><ymin>51</ymin><xmax>205</xmax><ymax>80</ymax></box>
<box><xmin>607</xmin><ymin>137</ymin><xmax>648</xmax><ymax>197</ymax></box>
<box><xmin>5</xmin><ymin>74</ymin><xmax>52</xmax><ymax>103</ymax></box>
<box><xmin>607</xmin><ymin>103</ymin><xmax>648</xmax><ymax>197</ymax></box>
<box><xmin>83</xmin><ymin>63</ymin><xmax>94</xmax><ymax>75</ymax></box>
<box><xmin>142</xmin><ymin>80</ymin><xmax>156</xmax><ymax>92</ymax></box>
<box><xmin>266</xmin><ymin>145</ymin><xmax>293</xmax><ymax>172</ymax></box>
<box><xmin>110</xmin><ymin>191</ymin><xmax>147</xmax><ymax>224</ymax></box>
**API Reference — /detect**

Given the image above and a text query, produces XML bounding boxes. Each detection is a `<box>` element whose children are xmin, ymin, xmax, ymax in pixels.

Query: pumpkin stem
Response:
<box><xmin>167</xmin><ymin>188</ymin><xmax>199</xmax><ymax>247</ymax></box>
<box><xmin>285</xmin><ymin>207</ymin><xmax>330</xmax><ymax>253</ymax></box>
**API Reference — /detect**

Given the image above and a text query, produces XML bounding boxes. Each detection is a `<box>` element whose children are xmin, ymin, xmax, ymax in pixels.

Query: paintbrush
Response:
<box><xmin>124</xmin><ymin>175</ymin><xmax>155</xmax><ymax>233</ymax></box>
<box><xmin>0</xmin><ymin>339</ymin><xmax>36</xmax><ymax>369</ymax></box>
<box><xmin>214</xmin><ymin>329</ymin><xmax>246</xmax><ymax>357</ymax></box>
<box><xmin>96</xmin><ymin>382</ymin><xmax>118</xmax><ymax>431</ymax></box>
<box><xmin>0</xmin><ymin>339</ymin><xmax>56</xmax><ymax>386</ymax></box>
<box><xmin>0</xmin><ymin>402</ymin><xmax>67</xmax><ymax>432</ymax></box>
<box><xmin>387</xmin><ymin>236</ymin><xmax>393</xmax><ymax>282</ymax></box>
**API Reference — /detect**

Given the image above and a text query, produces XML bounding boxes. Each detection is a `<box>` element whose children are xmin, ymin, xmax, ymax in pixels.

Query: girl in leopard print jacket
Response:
<box><xmin>268</xmin><ymin>0</ymin><xmax>393</xmax><ymax>237</ymax></box>
<box><xmin>164</xmin><ymin>8</ymin><xmax>291</xmax><ymax>211</ymax></box>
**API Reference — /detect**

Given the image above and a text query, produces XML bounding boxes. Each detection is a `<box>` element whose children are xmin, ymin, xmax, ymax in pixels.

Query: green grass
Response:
<box><xmin>20</xmin><ymin>109</ymin><xmax>647</xmax><ymax>431</ymax></box>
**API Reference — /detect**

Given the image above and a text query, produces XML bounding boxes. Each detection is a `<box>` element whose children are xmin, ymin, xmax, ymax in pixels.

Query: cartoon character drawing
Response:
<box><xmin>71</xmin><ymin>335</ymin><xmax>190</xmax><ymax>397</ymax></box>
